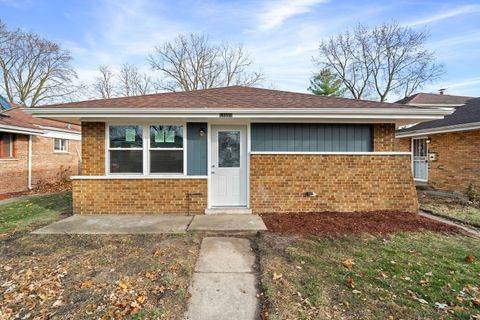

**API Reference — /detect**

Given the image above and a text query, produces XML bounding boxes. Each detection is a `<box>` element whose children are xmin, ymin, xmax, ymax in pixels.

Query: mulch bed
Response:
<box><xmin>261</xmin><ymin>211</ymin><xmax>459</xmax><ymax>235</ymax></box>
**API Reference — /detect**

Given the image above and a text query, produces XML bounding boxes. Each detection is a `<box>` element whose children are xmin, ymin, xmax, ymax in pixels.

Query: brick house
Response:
<box><xmin>29</xmin><ymin>86</ymin><xmax>450</xmax><ymax>214</ymax></box>
<box><xmin>0</xmin><ymin>98</ymin><xmax>81</xmax><ymax>195</ymax></box>
<box><xmin>396</xmin><ymin>93</ymin><xmax>479</xmax><ymax>194</ymax></box>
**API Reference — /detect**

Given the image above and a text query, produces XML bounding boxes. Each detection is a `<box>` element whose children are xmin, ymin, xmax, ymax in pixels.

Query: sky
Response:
<box><xmin>1</xmin><ymin>0</ymin><xmax>480</xmax><ymax>100</ymax></box>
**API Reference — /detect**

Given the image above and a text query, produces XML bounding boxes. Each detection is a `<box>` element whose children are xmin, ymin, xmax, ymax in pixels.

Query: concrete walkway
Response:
<box><xmin>419</xmin><ymin>211</ymin><xmax>480</xmax><ymax>238</ymax></box>
<box><xmin>185</xmin><ymin>237</ymin><xmax>259</xmax><ymax>320</ymax></box>
<box><xmin>32</xmin><ymin>214</ymin><xmax>267</xmax><ymax>234</ymax></box>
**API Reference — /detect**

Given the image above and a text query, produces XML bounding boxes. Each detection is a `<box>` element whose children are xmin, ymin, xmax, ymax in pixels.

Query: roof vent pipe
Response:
<box><xmin>439</xmin><ymin>88</ymin><xmax>446</xmax><ymax>95</ymax></box>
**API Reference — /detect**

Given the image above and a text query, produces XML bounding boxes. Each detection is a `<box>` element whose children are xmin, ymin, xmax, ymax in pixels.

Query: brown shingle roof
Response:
<box><xmin>396</xmin><ymin>92</ymin><xmax>473</xmax><ymax>105</ymax></box>
<box><xmin>39</xmin><ymin>86</ymin><xmax>420</xmax><ymax>109</ymax></box>
<box><xmin>0</xmin><ymin>107</ymin><xmax>80</xmax><ymax>132</ymax></box>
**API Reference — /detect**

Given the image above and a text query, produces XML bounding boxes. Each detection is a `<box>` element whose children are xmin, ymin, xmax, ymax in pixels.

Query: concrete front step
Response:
<box><xmin>204</xmin><ymin>207</ymin><xmax>252</xmax><ymax>215</ymax></box>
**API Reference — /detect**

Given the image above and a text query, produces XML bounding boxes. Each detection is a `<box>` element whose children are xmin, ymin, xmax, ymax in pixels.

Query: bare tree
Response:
<box><xmin>93</xmin><ymin>65</ymin><xmax>116</xmax><ymax>98</ymax></box>
<box><xmin>148</xmin><ymin>33</ymin><xmax>264</xmax><ymax>92</ymax></box>
<box><xmin>315</xmin><ymin>22</ymin><xmax>444</xmax><ymax>101</ymax></box>
<box><xmin>118</xmin><ymin>63</ymin><xmax>154</xmax><ymax>96</ymax></box>
<box><xmin>0</xmin><ymin>20</ymin><xmax>78</xmax><ymax>106</ymax></box>
<box><xmin>90</xmin><ymin>63</ymin><xmax>156</xmax><ymax>98</ymax></box>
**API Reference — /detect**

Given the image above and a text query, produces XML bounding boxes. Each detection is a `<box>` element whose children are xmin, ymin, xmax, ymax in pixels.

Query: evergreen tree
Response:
<box><xmin>308</xmin><ymin>68</ymin><xmax>345</xmax><ymax>96</ymax></box>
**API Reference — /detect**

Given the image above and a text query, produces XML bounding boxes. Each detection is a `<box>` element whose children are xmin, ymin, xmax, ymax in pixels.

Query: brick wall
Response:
<box><xmin>407</xmin><ymin>130</ymin><xmax>479</xmax><ymax>193</ymax></box>
<box><xmin>31</xmin><ymin>136</ymin><xmax>81</xmax><ymax>187</ymax></box>
<box><xmin>374</xmin><ymin>123</ymin><xmax>396</xmax><ymax>151</ymax></box>
<box><xmin>82</xmin><ymin>122</ymin><xmax>105</xmax><ymax>175</ymax></box>
<box><xmin>72</xmin><ymin>178</ymin><xmax>207</xmax><ymax>214</ymax></box>
<box><xmin>250</xmin><ymin>154</ymin><xmax>418</xmax><ymax>213</ymax></box>
<box><xmin>395</xmin><ymin>137</ymin><xmax>411</xmax><ymax>152</ymax></box>
<box><xmin>0</xmin><ymin>134</ymin><xmax>28</xmax><ymax>194</ymax></box>
<box><xmin>0</xmin><ymin>134</ymin><xmax>81</xmax><ymax>195</ymax></box>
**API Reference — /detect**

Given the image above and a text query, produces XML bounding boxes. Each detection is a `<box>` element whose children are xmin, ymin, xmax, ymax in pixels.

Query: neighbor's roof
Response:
<box><xmin>0</xmin><ymin>107</ymin><xmax>81</xmax><ymax>133</ymax></box>
<box><xmin>397</xmin><ymin>94</ymin><xmax>479</xmax><ymax>136</ymax></box>
<box><xmin>39</xmin><ymin>86</ymin><xmax>421</xmax><ymax>110</ymax></box>
<box><xmin>396</xmin><ymin>92</ymin><xmax>473</xmax><ymax>106</ymax></box>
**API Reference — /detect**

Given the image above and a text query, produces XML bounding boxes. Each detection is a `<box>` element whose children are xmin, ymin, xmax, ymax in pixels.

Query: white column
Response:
<box><xmin>28</xmin><ymin>135</ymin><xmax>32</xmax><ymax>190</ymax></box>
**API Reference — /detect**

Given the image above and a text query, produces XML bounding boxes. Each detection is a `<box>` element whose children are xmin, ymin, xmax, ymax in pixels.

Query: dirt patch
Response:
<box><xmin>261</xmin><ymin>211</ymin><xmax>459</xmax><ymax>235</ymax></box>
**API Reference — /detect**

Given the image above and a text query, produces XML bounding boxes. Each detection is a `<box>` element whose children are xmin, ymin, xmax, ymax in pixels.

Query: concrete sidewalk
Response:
<box><xmin>32</xmin><ymin>214</ymin><xmax>267</xmax><ymax>234</ymax></box>
<box><xmin>185</xmin><ymin>237</ymin><xmax>260</xmax><ymax>320</ymax></box>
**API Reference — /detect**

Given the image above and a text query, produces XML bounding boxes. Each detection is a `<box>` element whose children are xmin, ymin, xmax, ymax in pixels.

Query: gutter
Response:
<box><xmin>25</xmin><ymin>107</ymin><xmax>454</xmax><ymax>121</ymax></box>
<box><xmin>0</xmin><ymin>124</ymin><xmax>44</xmax><ymax>135</ymax></box>
<box><xmin>396</xmin><ymin>121</ymin><xmax>480</xmax><ymax>138</ymax></box>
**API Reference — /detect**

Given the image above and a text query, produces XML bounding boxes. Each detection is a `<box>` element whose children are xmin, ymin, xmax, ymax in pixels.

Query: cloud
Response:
<box><xmin>404</xmin><ymin>4</ymin><xmax>480</xmax><ymax>27</ymax></box>
<box><xmin>255</xmin><ymin>0</ymin><xmax>328</xmax><ymax>31</ymax></box>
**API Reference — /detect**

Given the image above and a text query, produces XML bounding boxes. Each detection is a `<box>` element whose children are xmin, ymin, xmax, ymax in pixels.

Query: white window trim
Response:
<box><xmin>106</xmin><ymin>122</ymin><xmax>187</xmax><ymax>176</ymax></box>
<box><xmin>53</xmin><ymin>138</ymin><xmax>69</xmax><ymax>153</ymax></box>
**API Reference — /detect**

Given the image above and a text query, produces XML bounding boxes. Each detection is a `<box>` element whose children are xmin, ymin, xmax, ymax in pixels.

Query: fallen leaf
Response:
<box><xmin>346</xmin><ymin>277</ymin><xmax>355</xmax><ymax>288</ymax></box>
<box><xmin>352</xmin><ymin>290</ymin><xmax>361</xmax><ymax>294</ymax></box>
<box><xmin>465</xmin><ymin>255</ymin><xmax>475</xmax><ymax>263</ymax></box>
<box><xmin>80</xmin><ymin>279</ymin><xmax>93</xmax><ymax>289</ymax></box>
<box><xmin>37</xmin><ymin>293</ymin><xmax>48</xmax><ymax>301</ymax></box>
<box><xmin>272</xmin><ymin>272</ymin><xmax>282</xmax><ymax>281</ymax></box>
<box><xmin>473</xmin><ymin>298</ymin><xmax>480</xmax><ymax>306</ymax></box>
<box><xmin>418</xmin><ymin>298</ymin><xmax>428</xmax><ymax>304</ymax></box>
<box><xmin>52</xmin><ymin>299</ymin><xmax>64</xmax><ymax>307</ymax></box>
<box><xmin>118</xmin><ymin>281</ymin><xmax>128</xmax><ymax>289</ymax></box>
<box><xmin>136</xmin><ymin>295</ymin><xmax>146</xmax><ymax>304</ymax></box>
<box><xmin>419</xmin><ymin>279</ymin><xmax>429</xmax><ymax>286</ymax></box>
<box><xmin>342</xmin><ymin>259</ymin><xmax>354</xmax><ymax>269</ymax></box>
<box><xmin>435</xmin><ymin>302</ymin><xmax>447</xmax><ymax>310</ymax></box>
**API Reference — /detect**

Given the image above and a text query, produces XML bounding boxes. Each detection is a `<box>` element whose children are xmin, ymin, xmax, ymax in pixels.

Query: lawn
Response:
<box><xmin>0</xmin><ymin>192</ymin><xmax>72</xmax><ymax>234</ymax></box>
<box><xmin>418</xmin><ymin>190</ymin><xmax>480</xmax><ymax>227</ymax></box>
<box><xmin>0</xmin><ymin>193</ymin><xmax>201</xmax><ymax>319</ymax></box>
<box><xmin>259</xmin><ymin>232</ymin><xmax>480</xmax><ymax>320</ymax></box>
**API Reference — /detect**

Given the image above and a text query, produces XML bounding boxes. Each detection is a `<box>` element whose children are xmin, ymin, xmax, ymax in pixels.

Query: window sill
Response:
<box><xmin>54</xmin><ymin>150</ymin><xmax>69</xmax><ymax>154</ymax></box>
<box><xmin>0</xmin><ymin>158</ymin><xmax>18</xmax><ymax>161</ymax></box>
<box><xmin>71</xmin><ymin>175</ymin><xmax>208</xmax><ymax>180</ymax></box>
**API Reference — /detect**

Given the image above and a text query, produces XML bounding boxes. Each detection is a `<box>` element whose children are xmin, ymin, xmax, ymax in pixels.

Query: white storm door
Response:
<box><xmin>210</xmin><ymin>126</ymin><xmax>247</xmax><ymax>207</ymax></box>
<box><xmin>412</xmin><ymin>138</ymin><xmax>428</xmax><ymax>181</ymax></box>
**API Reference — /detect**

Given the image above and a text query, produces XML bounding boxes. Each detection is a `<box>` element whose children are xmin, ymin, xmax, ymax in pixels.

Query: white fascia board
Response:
<box><xmin>396</xmin><ymin>122</ymin><xmax>480</xmax><ymax>138</ymax></box>
<box><xmin>37</xmin><ymin>125</ymin><xmax>80</xmax><ymax>135</ymax></box>
<box><xmin>0</xmin><ymin>124</ymin><xmax>44</xmax><ymax>135</ymax></box>
<box><xmin>26</xmin><ymin>107</ymin><xmax>453</xmax><ymax>121</ymax></box>
<box><xmin>42</xmin><ymin>130</ymin><xmax>81</xmax><ymax>140</ymax></box>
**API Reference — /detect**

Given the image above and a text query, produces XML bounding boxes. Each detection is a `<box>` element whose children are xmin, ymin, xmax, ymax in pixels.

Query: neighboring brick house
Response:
<box><xmin>29</xmin><ymin>86</ymin><xmax>450</xmax><ymax>215</ymax></box>
<box><xmin>0</xmin><ymin>98</ymin><xmax>81</xmax><ymax>195</ymax></box>
<box><xmin>396</xmin><ymin>92</ymin><xmax>479</xmax><ymax>194</ymax></box>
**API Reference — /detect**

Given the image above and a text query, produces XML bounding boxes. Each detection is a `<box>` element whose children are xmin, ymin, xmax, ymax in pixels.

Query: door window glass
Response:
<box><xmin>218</xmin><ymin>131</ymin><xmax>240</xmax><ymax>167</ymax></box>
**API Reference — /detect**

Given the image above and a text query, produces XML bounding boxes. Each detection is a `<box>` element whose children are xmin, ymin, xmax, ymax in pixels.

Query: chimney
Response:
<box><xmin>439</xmin><ymin>88</ymin><xmax>446</xmax><ymax>95</ymax></box>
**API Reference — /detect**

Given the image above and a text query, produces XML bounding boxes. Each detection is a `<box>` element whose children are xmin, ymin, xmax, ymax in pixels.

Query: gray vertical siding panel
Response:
<box><xmin>187</xmin><ymin>122</ymin><xmax>208</xmax><ymax>175</ymax></box>
<box><xmin>251</xmin><ymin>123</ymin><xmax>372</xmax><ymax>152</ymax></box>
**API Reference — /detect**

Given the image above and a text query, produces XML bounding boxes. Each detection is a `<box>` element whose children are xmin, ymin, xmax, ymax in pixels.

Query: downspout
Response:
<box><xmin>28</xmin><ymin>135</ymin><xmax>32</xmax><ymax>190</ymax></box>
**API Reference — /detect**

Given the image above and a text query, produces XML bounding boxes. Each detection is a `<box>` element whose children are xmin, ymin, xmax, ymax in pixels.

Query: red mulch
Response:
<box><xmin>261</xmin><ymin>211</ymin><xmax>459</xmax><ymax>235</ymax></box>
<box><xmin>0</xmin><ymin>191</ymin><xmax>31</xmax><ymax>201</ymax></box>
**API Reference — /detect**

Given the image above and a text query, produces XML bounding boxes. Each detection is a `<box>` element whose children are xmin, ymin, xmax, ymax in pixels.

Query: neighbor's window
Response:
<box><xmin>54</xmin><ymin>138</ymin><xmax>68</xmax><ymax>152</ymax></box>
<box><xmin>109</xmin><ymin>125</ymin><xmax>143</xmax><ymax>173</ymax></box>
<box><xmin>149</xmin><ymin>125</ymin><xmax>183</xmax><ymax>173</ymax></box>
<box><xmin>0</xmin><ymin>133</ymin><xmax>13</xmax><ymax>158</ymax></box>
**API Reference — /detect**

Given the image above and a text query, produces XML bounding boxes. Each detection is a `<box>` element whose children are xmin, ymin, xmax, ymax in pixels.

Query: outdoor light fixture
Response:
<box><xmin>426</xmin><ymin>137</ymin><xmax>431</xmax><ymax>144</ymax></box>
<box><xmin>199</xmin><ymin>128</ymin><xmax>206</xmax><ymax>137</ymax></box>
